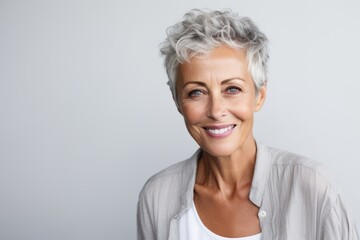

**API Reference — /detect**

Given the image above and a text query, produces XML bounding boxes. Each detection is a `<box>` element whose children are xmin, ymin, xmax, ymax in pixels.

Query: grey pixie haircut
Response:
<box><xmin>160</xmin><ymin>9</ymin><xmax>269</xmax><ymax>105</ymax></box>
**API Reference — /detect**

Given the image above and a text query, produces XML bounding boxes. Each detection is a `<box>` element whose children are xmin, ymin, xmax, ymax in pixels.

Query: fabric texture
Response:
<box><xmin>137</xmin><ymin>141</ymin><xmax>359</xmax><ymax>240</ymax></box>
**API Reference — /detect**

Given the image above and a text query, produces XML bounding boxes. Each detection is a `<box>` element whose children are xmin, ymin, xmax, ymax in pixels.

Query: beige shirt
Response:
<box><xmin>137</xmin><ymin>141</ymin><xmax>359</xmax><ymax>240</ymax></box>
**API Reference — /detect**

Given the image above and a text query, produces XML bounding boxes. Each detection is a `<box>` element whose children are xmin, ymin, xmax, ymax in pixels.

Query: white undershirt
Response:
<box><xmin>179</xmin><ymin>202</ymin><xmax>262</xmax><ymax>240</ymax></box>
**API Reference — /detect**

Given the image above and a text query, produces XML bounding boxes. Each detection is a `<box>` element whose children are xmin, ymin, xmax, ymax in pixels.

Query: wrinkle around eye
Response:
<box><xmin>225</xmin><ymin>86</ymin><xmax>242</xmax><ymax>94</ymax></box>
<box><xmin>188</xmin><ymin>89</ymin><xmax>205</xmax><ymax>97</ymax></box>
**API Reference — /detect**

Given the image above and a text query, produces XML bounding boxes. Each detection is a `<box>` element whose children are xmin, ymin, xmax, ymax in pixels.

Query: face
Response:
<box><xmin>176</xmin><ymin>45</ymin><xmax>266</xmax><ymax>157</ymax></box>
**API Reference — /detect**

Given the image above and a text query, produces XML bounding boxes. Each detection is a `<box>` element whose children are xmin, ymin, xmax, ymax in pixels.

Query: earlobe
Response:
<box><xmin>255</xmin><ymin>85</ymin><xmax>267</xmax><ymax>112</ymax></box>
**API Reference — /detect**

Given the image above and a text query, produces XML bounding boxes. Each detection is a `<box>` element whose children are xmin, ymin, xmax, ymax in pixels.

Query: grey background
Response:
<box><xmin>1</xmin><ymin>0</ymin><xmax>359</xmax><ymax>239</ymax></box>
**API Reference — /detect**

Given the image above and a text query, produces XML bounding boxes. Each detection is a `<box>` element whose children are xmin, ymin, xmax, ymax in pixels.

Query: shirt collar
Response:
<box><xmin>249</xmin><ymin>141</ymin><xmax>270</xmax><ymax>207</ymax></box>
<box><xmin>179</xmin><ymin>149</ymin><xmax>200</xmax><ymax>214</ymax></box>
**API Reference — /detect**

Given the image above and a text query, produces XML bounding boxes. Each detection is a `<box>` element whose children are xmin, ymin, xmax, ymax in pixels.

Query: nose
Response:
<box><xmin>206</xmin><ymin>94</ymin><xmax>226</xmax><ymax>120</ymax></box>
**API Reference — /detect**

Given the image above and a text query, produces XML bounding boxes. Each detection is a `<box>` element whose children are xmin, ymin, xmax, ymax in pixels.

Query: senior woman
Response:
<box><xmin>137</xmin><ymin>9</ymin><xmax>359</xmax><ymax>240</ymax></box>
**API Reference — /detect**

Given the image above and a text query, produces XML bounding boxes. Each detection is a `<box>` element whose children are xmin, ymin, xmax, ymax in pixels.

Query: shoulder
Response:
<box><xmin>263</xmin><ymin>145</ymin><xmax>359</xmax><ymax>237</ymax></box>
<box><xmin>265</xmin><ymin>145</ymin><xmax>340</xmax><ymax>200</ymax></box>
<box><xmin>139</xmin><ymin>157</ymin><xmax>194</xmax><ymax>198</ymax></box>
<box><xmin>138</xmin><ymin>150</ymin><xmax>198</xmax><ymax>207</ymax></box>
<box><xmin>267</xmin><ymin>146</ymin><xmax>336</xmax><ymax>182</ymax></box>
<box><xmin>268</xmin><ymin>145</ymin><xmax>320</xmax><ymax>167</ymax></box>
<box><xmin>137</xmin><ymin>151</ymin><xmax>198</xmax><ymax>233</ymax></box>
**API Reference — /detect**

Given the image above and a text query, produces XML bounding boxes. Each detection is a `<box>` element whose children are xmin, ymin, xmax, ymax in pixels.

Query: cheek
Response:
<box><xmin>181</xmin><ymin>101</ymin><xmax>207</xmax><ymax>124</ymax></box>
<box><xmin>182</xmin><ymin>107</ymin><xmax>203</xmax><ymax>124</ymax></box>
<box><xmin>230</xmin><ymin>102</ymin><xmax>255</xmax><ymax>120</ymax></box>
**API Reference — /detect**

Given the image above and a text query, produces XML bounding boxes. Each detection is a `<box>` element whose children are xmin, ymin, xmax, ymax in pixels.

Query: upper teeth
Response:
<box><xmin>207</xmin><ymin>125</ymin><xmax>233</xmax><ymax>135</ymax></box>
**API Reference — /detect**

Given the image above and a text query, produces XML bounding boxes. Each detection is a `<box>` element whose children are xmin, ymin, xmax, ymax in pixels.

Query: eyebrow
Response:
<box><xmin>183</xmin><ymin>77</ymin><xmax>245</xmax><ymax>88</ymax></box>
<box><xmin>221</xmin><ymin>78</ymin><xmax>245</xmax><ymax>84</ymax></box>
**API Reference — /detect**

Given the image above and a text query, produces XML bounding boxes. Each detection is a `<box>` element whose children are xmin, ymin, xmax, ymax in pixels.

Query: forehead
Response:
<box><xmin>177</xmin><ymin>45</ymin><xmax>251</xmax><ymax>84</ymax></box>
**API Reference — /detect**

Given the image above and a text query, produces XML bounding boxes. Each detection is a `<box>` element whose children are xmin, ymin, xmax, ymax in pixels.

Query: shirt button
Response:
<box><xmin>258</xmin><ymin>210</ymin><xmax>267</xmax><ymax>218</ymax></box>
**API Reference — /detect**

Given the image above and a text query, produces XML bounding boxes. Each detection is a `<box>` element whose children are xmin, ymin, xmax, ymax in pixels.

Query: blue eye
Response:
<box><xmin>226</xmin><ymin>87</ymin><xmax>241</xmax><ymax>94</ymax></box>
<box><xmin>188</xmin><ymin>90</ymin><xmax>203</xmax><ymax>97</ymax></box>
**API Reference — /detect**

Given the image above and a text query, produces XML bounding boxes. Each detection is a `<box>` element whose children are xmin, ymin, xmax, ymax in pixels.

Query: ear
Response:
<box><xmin>255</xmin><ymin>85</ymin><xmax>267</xmax><ymax>112</ymax></box>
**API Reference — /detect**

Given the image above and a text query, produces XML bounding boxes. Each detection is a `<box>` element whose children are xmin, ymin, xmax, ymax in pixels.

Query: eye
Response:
<box><xmin>225</xmin><ymin>86</ymin><xmax>241</xmax><ymax>94</ymax></box>
<box><xmin>188</xmin><ymin>89</ymin><xmax>204</xmax><ymax>97</ymax></box>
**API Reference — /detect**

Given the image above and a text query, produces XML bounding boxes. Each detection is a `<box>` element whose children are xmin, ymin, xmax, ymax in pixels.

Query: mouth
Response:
<box><xmin>203</xmin><ymin>124</ymin><xmax>236</xmax><ymax>137</ymax></box>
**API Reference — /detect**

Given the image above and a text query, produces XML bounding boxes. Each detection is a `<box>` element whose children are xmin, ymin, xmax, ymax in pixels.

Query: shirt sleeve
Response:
<box><xmin>137</xmin><ymin>190</ymin><xmax>156</xmax><ymax>240</ymax></box>
<box><xmin>323</xmin><ymin>195</ymin><xmax>359</xmax><ymax>240</ymax></box>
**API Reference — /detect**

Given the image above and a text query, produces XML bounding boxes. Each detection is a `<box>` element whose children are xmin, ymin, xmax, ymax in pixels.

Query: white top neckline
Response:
<box><xmin>178</xmin><ymin>200</ymin><xmax>261</xmax><ymax>240</ymax></box>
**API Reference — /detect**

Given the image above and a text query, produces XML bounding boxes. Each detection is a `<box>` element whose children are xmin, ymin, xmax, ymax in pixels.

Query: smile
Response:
<box><xmin>204</xmin><ymin>125</ymin><xmax>236</xmax><ymax>137</ymax></box>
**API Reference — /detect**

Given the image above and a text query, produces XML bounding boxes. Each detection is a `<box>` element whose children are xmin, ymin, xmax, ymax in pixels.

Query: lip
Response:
<box><xmin>203</xmin><ymin>124</ymin><xmax>236</xmax><ymax>138</ymax></box>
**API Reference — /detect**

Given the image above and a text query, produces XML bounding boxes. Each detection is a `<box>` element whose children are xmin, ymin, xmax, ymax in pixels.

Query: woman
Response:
<box><xmin>137</xmin><ymin>9</ymin><xmax>359</xmax><ymax>240</ymax></box>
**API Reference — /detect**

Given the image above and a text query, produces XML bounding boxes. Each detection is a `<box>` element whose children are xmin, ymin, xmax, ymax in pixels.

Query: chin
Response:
<box><xmin>201</xmin><ymin>144</ymin><xmax>238</xmax><ymax>158</ymax></box>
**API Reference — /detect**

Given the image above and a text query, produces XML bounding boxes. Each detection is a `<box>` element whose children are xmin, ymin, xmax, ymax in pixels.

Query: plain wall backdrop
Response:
<box><xmin>1</xmin><ymin>0</ymin><xmax>359</xmax><ymax>239</ymax></box>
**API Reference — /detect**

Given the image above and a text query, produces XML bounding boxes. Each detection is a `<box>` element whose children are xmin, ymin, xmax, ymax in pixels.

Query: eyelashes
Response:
<box><xmin>188</xmin><ymin>89</ymin><xmax>204</xmax><ymax>97</ymax></box>
<box><xmin>186</xmin><ymin>86</ymin><xmax>242</xmax><ymax>98</ymax></box>
<box><xmin>225</xmin><ymin>86</ymin><xmax>241</xmax><ymax>94</ymax></box>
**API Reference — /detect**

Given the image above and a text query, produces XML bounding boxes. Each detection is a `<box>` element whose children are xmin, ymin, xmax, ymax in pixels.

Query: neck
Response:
<box><xmin>196</xmin><ymin>136</ymin><xmax>257</xmax><ymax>199</ymax></box>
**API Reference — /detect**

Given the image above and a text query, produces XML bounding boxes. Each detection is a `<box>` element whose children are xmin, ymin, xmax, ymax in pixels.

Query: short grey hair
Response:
<box><xmin>160</xmin><ymin>9</ymin><xmax>269</xmax><ymax>105</ymax></box>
